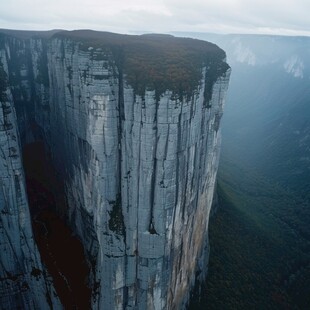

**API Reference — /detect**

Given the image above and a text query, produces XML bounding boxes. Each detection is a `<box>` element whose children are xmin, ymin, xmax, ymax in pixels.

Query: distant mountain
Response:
<box><xmin>174</xmin><ymin>32</ymin><xmax>310</xmax><ymax>198</ymax></box>
<box><xmin>178</xmin><ymin>32</ymin><xmax>310</xmax><ymax>309</ymax></box>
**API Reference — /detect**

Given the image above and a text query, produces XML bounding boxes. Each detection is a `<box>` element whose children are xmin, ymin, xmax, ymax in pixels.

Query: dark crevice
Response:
<box><xmin>116</xmin><ymin>55</ymin><xmax>127</xmax><ymax>305</ymax></box>
<box><xmin>117</xmin><ymin>61</ymin><xmax>125</xmax><ymax>208</ymax></box>
<box><xmin>149</xmin><ymin>99</ymin><xmax>159</xmax><ymax>235</ymax></box>
<box><xmin>23</xmin><ymin>141</ymin><xmax>91</xmax><ymax>310</ymax></box>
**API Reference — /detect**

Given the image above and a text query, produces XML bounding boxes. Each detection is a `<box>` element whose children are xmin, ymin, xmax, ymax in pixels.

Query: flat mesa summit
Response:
<box><xmin>0</xmin><ymin>29</ymin><xmax>230</xmax><ymax>309</ymax></box>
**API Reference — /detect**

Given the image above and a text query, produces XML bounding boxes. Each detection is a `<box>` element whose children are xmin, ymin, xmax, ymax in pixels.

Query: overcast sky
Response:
<box><xmin>1</xmin><ymin>0</ymin><xmax>310</xmax><ymax>36</ymax></box>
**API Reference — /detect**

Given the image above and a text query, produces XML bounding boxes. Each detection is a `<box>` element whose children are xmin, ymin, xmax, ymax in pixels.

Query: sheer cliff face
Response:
<box><xmin>0</xmin><ymin>40</ymin><xmax>61</xmax><ymax>309</ymax></box>
<box><xmin>0</xmin><ymin>30</ymin><xmax>230</xmax><ymax>309</ymax></box>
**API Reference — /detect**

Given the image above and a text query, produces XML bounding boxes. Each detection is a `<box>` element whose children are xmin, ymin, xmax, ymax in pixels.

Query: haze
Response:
<box><xmin>1</xmin><ymin>0</ymin><xmax>310</xmax><ymax>36</ymax></box>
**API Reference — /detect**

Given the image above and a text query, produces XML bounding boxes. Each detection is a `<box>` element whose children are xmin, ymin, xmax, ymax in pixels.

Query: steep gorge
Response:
<box><xmin>0</xmin><ymin>30</ymin><xmax>230</xmax><ymax>309</ymax></box>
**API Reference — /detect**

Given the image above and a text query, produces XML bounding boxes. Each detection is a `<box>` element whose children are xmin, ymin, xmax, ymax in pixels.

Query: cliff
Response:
<box><xmin>0</xmin><ymin>36</ymin><xmax>61</xmax><ymax>308</ymax></box>
<box><xmin>0</xmin><ymin>30</ymin><xmax>230</xmax><ymax>309</ymax></box>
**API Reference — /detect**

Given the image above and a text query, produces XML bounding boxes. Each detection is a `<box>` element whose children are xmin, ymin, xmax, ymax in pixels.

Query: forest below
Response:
<box><xmin>191</xmin><ymin>155</ymin><xmax>310</xmax><ymax>309</ymax></box>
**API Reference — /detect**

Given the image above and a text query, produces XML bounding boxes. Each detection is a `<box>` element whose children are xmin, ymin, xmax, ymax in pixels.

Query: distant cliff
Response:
<box><xmin>0</xmin><ymin>30</ymin><xmax>230</xmax><ymax>309</ymax></box>
<box><xmin>179</xmin><ymin>32</ymin><xmax>310</xmax><ymax>198</ymax></box>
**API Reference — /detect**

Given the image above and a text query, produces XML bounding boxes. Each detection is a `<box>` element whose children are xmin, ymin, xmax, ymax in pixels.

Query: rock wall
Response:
<box><xmin>0</xmin><ymin>40</ymin><xmax>61</xmax><ymax>309</ymax></box>
<box><xmin>0</xmin><ymin>31</ymin><xmax>230</xmax><ymax>309</ymax></box>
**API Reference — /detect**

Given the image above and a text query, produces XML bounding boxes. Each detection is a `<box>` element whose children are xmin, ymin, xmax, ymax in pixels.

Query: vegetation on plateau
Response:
<box><xmin>55</xmin><ymin>30</ymin><xmax>229</xmax><ymax>99</ymax></box>
<box><xmin>0</xmin><ymin>63</ymin><xmax>8</xmax><ymax>101</ymax></box>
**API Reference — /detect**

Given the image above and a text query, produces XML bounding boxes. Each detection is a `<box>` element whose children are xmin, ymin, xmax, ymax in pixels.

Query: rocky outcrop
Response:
<box><xmin>0</xmin><ymin>46</ymin><xmax>61</xmax><ymax>308</ymax></box>
<box><xmin>0</xmin><ymin>30</ymin><xmax>230</xmax><ymax>309</ymax></box>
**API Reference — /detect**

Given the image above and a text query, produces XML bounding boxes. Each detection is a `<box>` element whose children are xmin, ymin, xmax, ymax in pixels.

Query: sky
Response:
<box><xmin>1</xmin><ymin>0</ymin><xmax>310</xmax><ymax>36</ymax></box>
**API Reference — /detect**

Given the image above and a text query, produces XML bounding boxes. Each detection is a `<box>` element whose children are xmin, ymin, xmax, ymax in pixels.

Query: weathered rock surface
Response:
<box><xmin>0</xmin><ymin>30</ymin><xmax>230</xmax><ymax>309</ymax></box>
<box><xmin>0</xmin><ymin>45</ymin><xmax>61</xmax><ymax>308</ymax></box>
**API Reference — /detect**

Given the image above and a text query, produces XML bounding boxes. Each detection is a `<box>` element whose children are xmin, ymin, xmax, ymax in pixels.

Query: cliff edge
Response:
<box><xmin>0</xmin><ymin>30</ymin><xmax>230</xmax><ymax>309</ymax></box>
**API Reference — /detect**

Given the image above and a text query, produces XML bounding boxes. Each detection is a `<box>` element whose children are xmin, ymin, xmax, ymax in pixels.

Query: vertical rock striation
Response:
<box><xmin>0</xmin><ymin>38</ymin><xmax>61</xmax><ymax>309</ymax></box>
<box><xmin>120</xmin><ymin>71</ymin><xmax>230</xmax><ymax>310</ymax></box>
<box><xmin>0</xmin><ymin>30</ymin><xmax>230</xmax><ymax>309</ymax></box>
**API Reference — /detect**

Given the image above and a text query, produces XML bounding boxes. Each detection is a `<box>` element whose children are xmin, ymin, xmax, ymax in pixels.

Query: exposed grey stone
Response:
<box><xmin>0</xmin><ymin>32</ymin><xmax>230</xmax><ymax>310</ymax></box>
<box><xmin>0</xmin><ymin>50</ymin><xmax>61</xmax><ymax>308</ymax></box>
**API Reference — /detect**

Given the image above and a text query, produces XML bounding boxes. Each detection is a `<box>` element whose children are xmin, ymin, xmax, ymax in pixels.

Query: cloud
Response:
<box><xmin>0</xmin><ymin>0</ymin><xmax>310</xmax><ymax>36</ymax></box>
